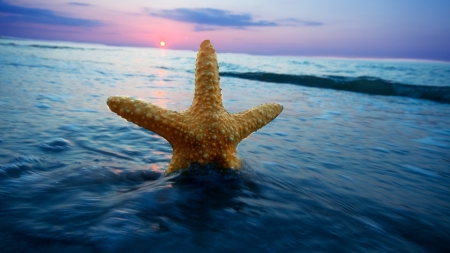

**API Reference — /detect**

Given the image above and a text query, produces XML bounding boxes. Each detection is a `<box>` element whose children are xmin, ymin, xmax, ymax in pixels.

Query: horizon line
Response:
<box><xmin>1</xmin><ymin>35</ymin><xmax>449</xmax><ymax>64</ymax></box>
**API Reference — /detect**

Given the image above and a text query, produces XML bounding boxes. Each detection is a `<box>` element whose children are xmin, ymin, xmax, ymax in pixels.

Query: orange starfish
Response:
<box><xmin>107</xmin><ymin>40</ymin><xmax>283</xmax><ymax>174</ymax></box>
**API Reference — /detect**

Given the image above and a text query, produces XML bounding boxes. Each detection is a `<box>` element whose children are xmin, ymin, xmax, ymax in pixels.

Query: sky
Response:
<box><xmin>1</xmin><ymin>0</ymin><xmax>449</xmax><ymax>61</ymax></box>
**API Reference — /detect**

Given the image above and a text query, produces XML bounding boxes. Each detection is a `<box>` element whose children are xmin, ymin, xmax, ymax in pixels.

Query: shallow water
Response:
<box><xmin>0</xmin><ymin>38</ymin><xmax>449</xmax><ymax>253</ymax></box>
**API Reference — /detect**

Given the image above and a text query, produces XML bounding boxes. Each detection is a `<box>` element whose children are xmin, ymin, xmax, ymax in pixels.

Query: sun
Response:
<box><xmin>160</xmin><ymin>41</ymin><xmax>166</xmax><ymax>47</ymax></box>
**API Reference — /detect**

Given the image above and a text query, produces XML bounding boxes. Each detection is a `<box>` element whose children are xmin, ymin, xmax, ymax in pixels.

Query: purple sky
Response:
<box><xmin>1</xmin><ymin>0</ymin><xmax>449</xmax><ymax>61</ymax></box>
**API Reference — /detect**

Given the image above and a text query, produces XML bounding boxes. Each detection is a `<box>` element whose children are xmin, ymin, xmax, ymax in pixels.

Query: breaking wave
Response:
<box><xmin>221</xmin><ymin>72</ymin><xmax>450</xmax><ymax>103</ymax></box>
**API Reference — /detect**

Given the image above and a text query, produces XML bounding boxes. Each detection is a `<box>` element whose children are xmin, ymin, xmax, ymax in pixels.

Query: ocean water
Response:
<box><xmin>0</xmin><ymin>37</ymin><xmax>449</xmax><ymax>253</ymax></box>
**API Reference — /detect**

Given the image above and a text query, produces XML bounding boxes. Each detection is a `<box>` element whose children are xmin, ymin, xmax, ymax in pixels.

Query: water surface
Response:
<box><xmin>0</xmin><ymin>38</ymin><xmax>449</xmax><ymax>253</ymax></box>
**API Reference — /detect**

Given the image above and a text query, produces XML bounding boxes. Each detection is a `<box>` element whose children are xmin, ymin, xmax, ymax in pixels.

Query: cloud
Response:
<box><xmin>149</xmin><ymin>8</ymin><xmax>277</xmax><ymax>29</ymax></box>
<box><xmin>0</xmin><ymin>0</ymin><xmax>102</xmax><ymax>27</ymax></box>
<box><xmin>68</xmin><ymin>2</ymin><xmax>94</xmax><ymax>7</ymax></box>
<box><xmin>277</xmin><ymin>18</ymin><xmax>324</xmax><ymax>27</ymax></box>
<box><xmin>193</xmin><ymin>25</ymin><xmax>221</xmax><ymax>32</ymax></box>
<box><xmin>148</xmin><ymin>8</ymin><xmax>323</xmax><ymax>32</ymax></box>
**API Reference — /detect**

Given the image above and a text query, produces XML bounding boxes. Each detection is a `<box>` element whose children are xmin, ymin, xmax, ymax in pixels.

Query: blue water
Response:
<box><xmin>0</xmin><ymin>37</ymin><xmax>449</xmax><ymax>253</ymax></box>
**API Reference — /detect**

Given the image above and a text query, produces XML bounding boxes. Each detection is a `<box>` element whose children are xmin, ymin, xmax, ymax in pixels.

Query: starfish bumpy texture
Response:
<box><xmin>107</xmin><ymin>40</ymin><xmax>283</xmax><ymax>174</ymax></box>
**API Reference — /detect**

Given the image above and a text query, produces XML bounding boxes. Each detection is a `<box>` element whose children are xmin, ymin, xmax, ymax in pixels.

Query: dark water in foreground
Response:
<box><xmin>0</xmin><ymin>38</ymin><xmax>449</xmax><ymax>252</ymax></box>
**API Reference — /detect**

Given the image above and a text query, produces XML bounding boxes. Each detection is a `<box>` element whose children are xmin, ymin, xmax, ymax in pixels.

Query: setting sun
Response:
<box><xmin>160</xmin><ymin>41</ymin><xmax>166</xmax><ymax>47</ymax></box>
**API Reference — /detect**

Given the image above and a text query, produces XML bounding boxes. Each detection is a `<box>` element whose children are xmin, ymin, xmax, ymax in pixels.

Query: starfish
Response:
<box><xmin>107</xmin><ymin>40</ymin><xmax>283</xmax><ymax>174</ymax></box>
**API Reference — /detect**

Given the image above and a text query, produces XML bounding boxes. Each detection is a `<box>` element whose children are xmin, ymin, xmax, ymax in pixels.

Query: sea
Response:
<box><xmin>0</xmin><ymin>36</ymin><xmax>449</xmax><ymax>253</ymax></box>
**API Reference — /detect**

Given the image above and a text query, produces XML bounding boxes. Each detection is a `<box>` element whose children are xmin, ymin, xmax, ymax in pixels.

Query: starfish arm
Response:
<box><xmin>190</xmin><ymin>40</ymin><xmax>224</xmax><ymax>114</ymax></box>
<box><xmin>232</xmin><ymin>103</ymin><xmax>283</xmax><ymax>140</ymax></box>
<box><xmin>106</xmin><ymin>96</ymin><xmax>185</xmax><ymax>143</ymax></box>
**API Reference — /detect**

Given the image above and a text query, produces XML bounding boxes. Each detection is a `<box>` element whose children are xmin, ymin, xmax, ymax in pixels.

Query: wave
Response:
<box><xmin>0</xmin><ymin>41</ymin><xmax>118</xmax><ymax>52</ymax></box>
<box><xmin>0</xmin><ymin>42</ymin><xmax>84</xmax><ymax>50</ymax></box>
<box><xmin>221</xmin><ymin>72</ymin><xmax>450</xmax><ymax>104</ymax></box>
<box><xmin>30</xmin><ymin>44</ymin><xmax>84</xmax><ymax>50</ymax></box>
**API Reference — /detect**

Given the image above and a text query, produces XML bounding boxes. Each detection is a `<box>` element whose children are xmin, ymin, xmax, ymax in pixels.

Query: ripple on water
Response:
<box><xmin>34</xmin><ymin>103</ymin><xmax>51</xmax><ymax>109</ymax></box>
<box><xmin>372</xmin><ymin>147</ymin><xmax>390</xmax><ymax>153</ymax></box>
<box><xmin>414</xmin><ymin>137</ymin><xmax>449</xmax><ymax>149</ymax></box>
<box><xmin>262</xmin><ymin>161</ymin><xmax>281</xmax><ymax>171</ymax></box>
<box><xmin>321</xmin><ymin>161</ymin><xmax>341</xmax><ymax>169</ymax></box>
<box><xmin>70</xmin><ymin>108</ymin><xmax>99</xmax><ymax>113</ymax></box>
<box><xmin>39</xmin><ymin>138</ymin><xmax>72</xmax><ymax>151</ymax></box>
<box><xmin>0</xmin><ymin>156</ymin><xmax>38</xmax><ymax>179</ymax></box>
<box><xmin>120</xmin><ymin>148</ymin><xmax>142</xmax><ymax>156</ymax></box>
<box><xmin>59</xmin><ymin>124</ymin><xmax>84</xmax><ymax>132</ymax></box>
<box><xmin>401</xmin><ymin>165</ymin><xmax>440</xmax><ymax>178</ymax></box>
<box><xmin>36</xmin><ymin>94</ymin><xmax>68</xmax><ymax>103</ymax></box>
<box><xmin>419</xmin><ymin>147</ymin><xmax>445</xmax><ymax>155</ymax></box>
<box><xmin>430</xmin><ymin>129</ymin><xmax>450</xmax><ymax>136</ymax></box>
